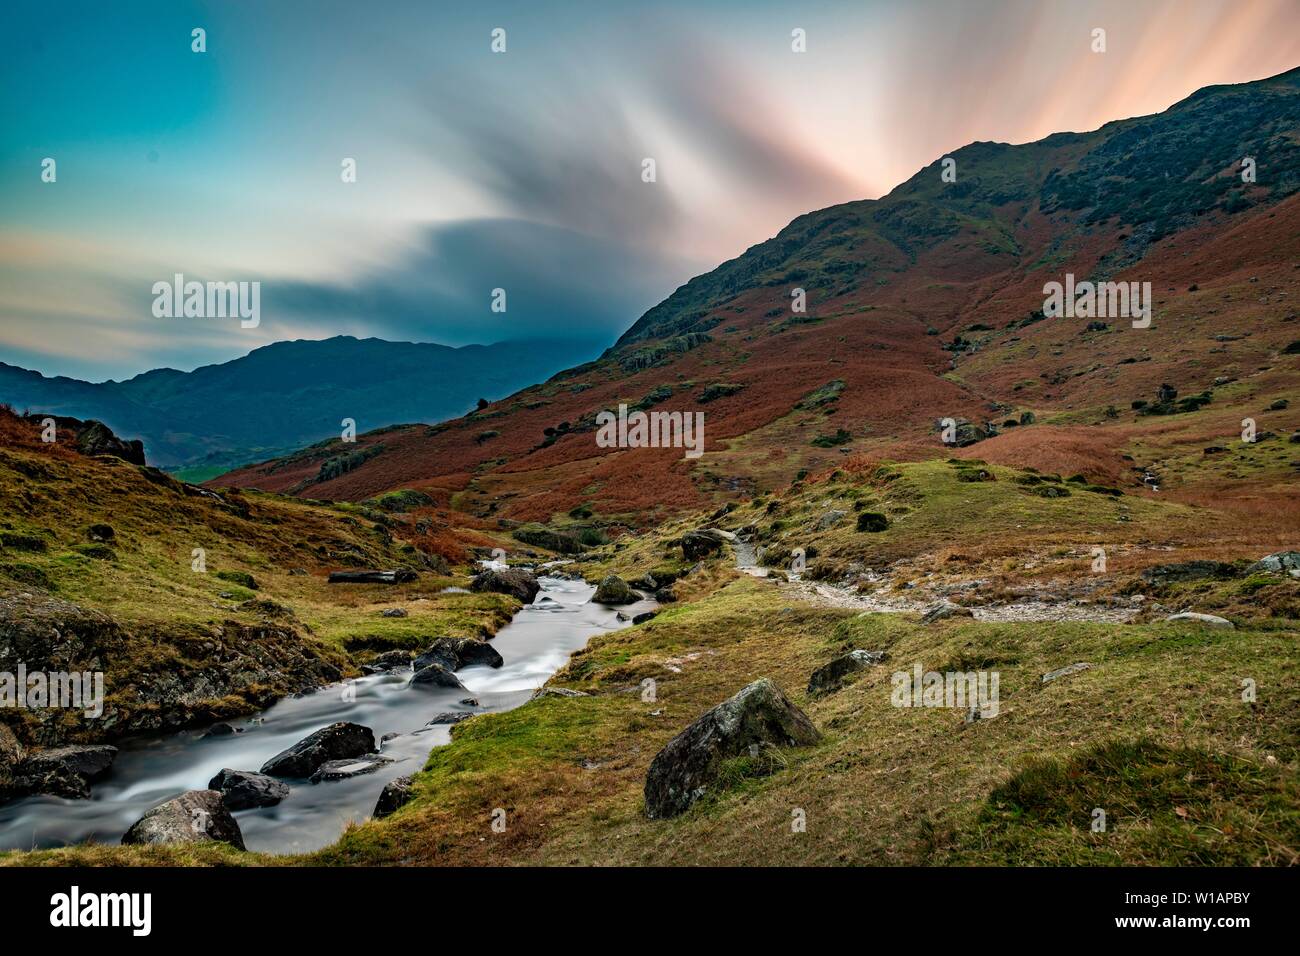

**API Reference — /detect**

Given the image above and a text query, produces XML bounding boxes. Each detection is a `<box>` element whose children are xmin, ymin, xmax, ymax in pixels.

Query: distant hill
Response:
<box><xmin>0</xmin><ymin>336</ymin><xmax>598</xmax><ymax>473</ymax></box>
<box><xmin>214</xmin><ymin>66</ymin><xmax>1300</xmax><ymax>523</ymax></box>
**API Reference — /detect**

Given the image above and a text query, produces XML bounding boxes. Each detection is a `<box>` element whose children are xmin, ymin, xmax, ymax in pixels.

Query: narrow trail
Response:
<box><xmin>732</xmin><ymin>536</ymin><xmax>1138</xmax><ymax>624</ymax></box>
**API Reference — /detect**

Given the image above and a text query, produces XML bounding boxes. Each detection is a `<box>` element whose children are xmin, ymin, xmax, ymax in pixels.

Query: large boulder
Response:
<box><xmin>471</xmin><ymin>568</ymin><xmax>541</xmax><ymax>603</ymax></box>
<box><xmin>409</xmin><ymin>662</ymin><xmax>467</xmax><ymax>689</ymax></box>
<box><xmin>20</xmin><ymin>744</ymin><xmax>117</xmax><ymax>782</ymax></box>
<box><xmin>644</xmin><ymin>678</ymin><xmax>820</xmax><ymax>818</ymax></box>
<box><xmin>1249</xmin><ymin>551</ymin><xmax>1300</xmax><ymax>577</ymax></box>
<box><xmin>373</xmin><ymin>775</ymin><xmax>415</xmax><ymax>818</ymax></box>
<box><xmin>260</xmin><ymin>722</ymin><xmax>376</xmax><ymax>778</ymax></box>
<box><xmin>122</xmin><ymin>790</ymin><xmax>245</xmax><ymax>850</ymax></box>
<box><xmin>208</xmin><ymin>768</ymin><xmax>289</xmax><ymax>810</ymax></box>
<box><xmin>414</xmin><ymin>637</ymin><xmax>503</xmax><ymax>671</ymax></box>
<box><xmin>681</xmin><ymin>530</ymin><xmax>728</xmax><ymax>561</ymax></box>
<box><xmin>1166</xmin><ymin>611</ymin><xmax>1234</xmax><ymax>629</ymax></box>
<box><xmin>592</xmin><ymin>575</ymin><xmax>638</xmax><ymax>605</ymax></box>
<box><xmin>807</xmin><ymin>649</ymin><xmax>886</xmax><ymax>696</ymax></box>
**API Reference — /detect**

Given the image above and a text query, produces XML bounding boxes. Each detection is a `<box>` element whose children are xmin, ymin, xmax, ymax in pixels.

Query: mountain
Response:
<box><xmin>214</xmin><ymin>68</ymin><xmax>1300</xmax><ymax>525</ymax></box>
<box><xmin>0</xmin><ymin>336</ymin><xmax>599</xmax><ymax>473</ymax></box>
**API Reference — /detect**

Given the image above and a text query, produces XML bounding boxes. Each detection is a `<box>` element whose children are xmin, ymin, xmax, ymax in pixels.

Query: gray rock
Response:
<box><xmin>816</xmin><ymin>509</ymin><xmax>847</xmax><ymax>531</ymax></box>
<box><xmin>260</xmin><ymin>722</ymin><xmax>376</xmax><ymax>777</ymax></box>
<box><xmin>592</xmin><ymin>575</ymin><xmax>638</xmax><ymax>605</ymax></box>
<box><xmin>122</xmin><ymin>789</ymin><xmax>245</xmax><ymax>850</ymax></box>
<box><xmin>807</xmin><ymin>649</ymin><xmax>886</xmax><ymax>696</ymax></box>
<box><xmin>20</xmin><ymin>744</ymin><xmax>117</xmax><ymax>783</ymax></box>
<box><xmin>921</xmin><ymin>601</ymin><xmax>975</xmax><ymax>624</ymax></box>
<box><xmin>380</xmin><ymin>608</ymin><xmax>409</xmax><ymax>618</ymax></box>
<box><xmin>1248</xmin><ymin>551</ymin><xmax>1300</xmax><ymax>577</ymax></box>
<box><xmin>414</xmin><ymin>637</ymin><xmax>503</xmax><ymax>671</ymax></box>
<box><xmin>203</xmin><ymin>722</ymin><xmax>237</xmax><ymax>737</ymax></box>
<box><xmin>1166</xmin><ymin>612</ymin><xmax>1234</xmax><ymax>629</ymax></box>
<box><xmin>681</xmin><ymin>530</ymin><xmax>726</xmax><ymax>561</ymax></box>
<box><xmin>374</xmin><ymin>775</ymin><xmax>415</xmax><ymax>818</ymax></box>
<box><xmin>530</xmin><ymin>686</ymin><xmax>588</xmax><ymax>700</ymax></box>
<box><xmin>426</xmin><ymin>712</ymin><xmax>475</xmax><ymax>725</ymax></box>
<box><xmin>310</xmin><ymin>753</ymin><xmax>392</xmax><ymax>783</ymax></box>
<box><xmin>1041</xmin><ymin>662</ymin><xmax>1093</xmax><ymax>684</ymax></box>
<box><xmin>654</xmin><ymin>586</ymin><xmax>678</xmax><ymax>603</ymax></box>
<box><xmin>208</xmin><ymin>768</ymin><xmax>289</xmax><ymax>809</ymax></box>
<box><xmin>644</xmin><ymin>678</ymin><xmax>820</xmax><ymax>818</ymax></box>
<box><xmin>470</xmin><ymin>568</ymin><xmax>541</xmax><ymax>603</ymax></box>
<box><xmin>409</xmin><ymin>662</ymin><xmax>467</xmax><ymax>689</ymax></box>
<box><xmin>370</xmin><ymin>649</ymin><xmax>414</xmax><ymax>670</ymax></box>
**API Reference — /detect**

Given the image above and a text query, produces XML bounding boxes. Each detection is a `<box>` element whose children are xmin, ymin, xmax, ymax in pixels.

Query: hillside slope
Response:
<box><xmin>212</xmin><ymin>68</ymin><xmax>1300</xmax><ymax>536</ymax></box>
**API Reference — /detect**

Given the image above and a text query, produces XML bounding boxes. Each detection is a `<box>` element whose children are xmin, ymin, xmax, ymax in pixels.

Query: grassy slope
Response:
<box><xmin>0</xmin><ymin>413</ymin><xmax>520</xmax><ymax>747</ymax></box>
<box><xmin>10</xmin><ymin>454</ymin><xmax>1297</xmax><ymax>867</ymax></box>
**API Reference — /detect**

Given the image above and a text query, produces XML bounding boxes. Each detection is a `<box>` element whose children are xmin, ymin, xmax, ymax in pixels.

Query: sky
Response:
<box><xmin>2</xmin><ymin>0</ymin><xmax>1299</xmax><ymax>382</ymax></box>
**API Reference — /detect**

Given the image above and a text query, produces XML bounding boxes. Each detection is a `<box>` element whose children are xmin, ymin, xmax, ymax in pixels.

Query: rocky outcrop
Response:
<box><xmin>409</xmin><ymin>661</ymin><xmax>467</xmax><ymax>689</ymax></box>
<box><xmin>414</xmin><ymin>637</ymin><xmax>503</xmax><ymax>671</ymax></box>
<box><xmin>122</xmin><ymin>789</ymin><xmax>245</xmax><ymax>850</ymax></box>
<box><xmin>260</xmin><ymin>722</ymin><xmax>376</xmax><ymax>778</ymax></box>
<box><xmin>208</xmin><ymin>768</ymin><xmax>289</xmax><ymax>810</ymax></box>
<box><xmin>1140</xmin><ymin>561</ymin><xmax>1240</xmax><ymax>585</ymax></box>
<box><xmin>644</xmin><ymin>678</ymin><xmax>820</xmax><ymax>818</ymax></box>
<box><xmin>1166</xmin><ymin>612</ymin><xmax>1234</xmax><ymax>629</ymax></box>
<box><xmin>921</xmin><ymin>601</ymin><xmax>974</xmax><ymax>624</ymax></box>
<box><xmin>592</xmin><ymin>575</ymin><xmax>638</xmax><ymax>605</ymax></box>
<box><xmin>1</xmin><ymin>744</ymin><xmax>118</xmax><ymax>800</ymax></box>
<box><xmin>373</xmin><ymin>775</ymin><xmax>415</xmax><ymax>818</ymax></box>
<box><xmin>807</xmin><ymin>649</ymin><xmax>885</xmax><ymax>696</ymax></box>
<box><xmin>681</xmin><ymin>529</ymin><xmax>730</xmax><ymax>561</ymax></box>
<box><xmin>327</xmin><ymin>569</ymin><xmax>418</xmax><ymax>584</ymax></box>
<box><xmin>1249</xmin><ymin>551</ymin><xmax>1300</xmax><ymax>577</ymax></box>
<box><xmin>471</xmin><ymin>568</ymin><xmax>541</xmax><ymax>603</ymax></box>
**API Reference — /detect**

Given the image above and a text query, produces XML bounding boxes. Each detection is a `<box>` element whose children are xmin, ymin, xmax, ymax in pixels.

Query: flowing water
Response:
<box><xmin>0</xmin><ymin>575</ymin><xmax>654</xmax><ymax>855</ymax></box>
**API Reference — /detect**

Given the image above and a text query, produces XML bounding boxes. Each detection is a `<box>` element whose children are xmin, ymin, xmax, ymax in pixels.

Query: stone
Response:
<box><xmin>644</xmin><ymin>678</ymin><xmax>820</xmax><ymax>818</ymax></box>
<box><xmin>807</xmin><ymin>649</ymin><xmax>886</xmax><ymax>696</ymax></box>
<box><xmin>1248</xmin><ymin>551</ymin><xmax>1300</xmax><ymax>577</ymax></box>
<box><xmin>920</xmin><ymin>601</ymin><xmax>975</xmax><ymax>624</ymax></box>
<box><xmin>310</xmin><ymin>753</ymin><xmax>392</xmax><ymax>783</ymax></box>
<box><xmin>122</xmin><ymin>790</ymin><xmax>245</xmax><ymax>850</ymax></box>
<box><xmin>632</xmin><ymin>610</ymin><xmax>659</xmax><ymax>625</ymax></box>
<box><xmin>380</xmin><ymin>608</ymin><xmax>408</xmax><ymax>618</ymax></box>
<box><xmin>681</xmin><ymin>530</ymin><xmax>727</xmax><ymax>561</ymax></box>
<box><xmin>409</xmin><ymin>662</ymin><xmax>467</xmax><ymax>689</ymax></box>
<box><xmin>1041</xmin><ymin>662</ymin><xmax>1093</xmax><ymax>684</ymax></box>
<box><xmin>530</xmin><ymin>687</ymin><xmax>588</xmax><ymax>700</ymax></box>
<box><xmin>470</xmin><ymin>567</ymin><xmax>541</xmax><ymax>603</ymax></box>
<box><xmin>260</xmin><ymin>722</ymin><xmax>376</xmax><ymax>777</ymax></box>
<box><xmin>592</xmin><ymin>575</ymin><xmax>638</xmax><ymax>605</ymax></box>
<box><xmin>208</xmin><ymin>768</ymin><xmax>289</xmax><ymax>809</ymax></box>
<box><xmin>426</xmin><ymin>712</ymin><xmax>475</xmax><ymax>725</ymax></box>
<box><xmin>203</xmin><ymin>722</ymin><xmax>237</xmax><ymax>737</ymax></box>
<box><xmin>1166</xmin><ymin>612</ymin><xmax>1234</xmax><ymax>629</ymax></box>
<box><xmin>20</xmin><ymin>744</ymin><xmax>117</xmax><ymax>783</ymax></box>
<box><xmin>370</xmin><ymin>649</ymin><xmax>414</xmax><ymax>670</ymax></box>
<box><xmin>414</xmin><ymin>637</ymin><xmax>503</xmax><ymax>672</ymax></box>
<box><xmin>373</xmin><ymin>775</ymin><xmax>415</xmax><ymax>818</ymax></box>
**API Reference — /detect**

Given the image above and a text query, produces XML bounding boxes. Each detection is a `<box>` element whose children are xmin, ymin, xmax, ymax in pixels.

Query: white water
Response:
<box><xmin>0</xmin><ymin>576</ymin><xmax>654</xmax><ymax>855</ymax></box>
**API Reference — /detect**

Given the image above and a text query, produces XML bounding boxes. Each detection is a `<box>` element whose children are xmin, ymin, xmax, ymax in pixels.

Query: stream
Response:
<box><xmin>0</xmin><ymin>575</ymin><xmax>655</xmax><ymax>855</ymax></box>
